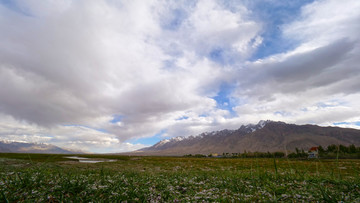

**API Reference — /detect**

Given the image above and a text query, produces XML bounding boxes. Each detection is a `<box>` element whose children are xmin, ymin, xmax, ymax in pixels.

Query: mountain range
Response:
<box><xmin>2</xmin><ymin>121</ymin><xmax>360</xmax><ymax>155</ymax></box>
<box><xmin>132</xmin><ymin>120</ymin><xmax>360</xmax><ymax>156</ymax></box>
<box><xmin>0</xmin><ymin>141</ymin><xmax>83</xmax><ymax>154</ymax></box>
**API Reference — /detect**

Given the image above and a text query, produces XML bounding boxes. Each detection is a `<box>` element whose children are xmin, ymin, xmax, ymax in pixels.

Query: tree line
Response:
<box><xmin>184</xmin><ymin>151</ymin><xmax>286</xmax><ymax>158</ymax></box>
<box><xmin>184</xmin><ymin>144</ymin><xmax>360</xmax><ymax>159</ymax></box>
<box><xmin>288</xmin><ymin>144</ymin><xmax>360</xmax><ymax>159</ymax></box>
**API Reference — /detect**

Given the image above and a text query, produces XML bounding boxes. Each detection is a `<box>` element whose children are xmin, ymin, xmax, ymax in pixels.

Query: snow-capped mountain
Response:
<box><xmin>146</xmin><ymin>120</ymin><xmax>272</xmax><ymax>151</ymax></box>
<box><xmin>134</xmin><ymin>120</ymin><xmax>360</xmax><ymax>155</ymax></box>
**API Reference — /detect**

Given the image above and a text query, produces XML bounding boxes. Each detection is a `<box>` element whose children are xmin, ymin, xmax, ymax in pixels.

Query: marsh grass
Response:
<box><xmin>0</xmin><ymin>154</ymin><xmax>359</xmax><ymax>202</ymax></box>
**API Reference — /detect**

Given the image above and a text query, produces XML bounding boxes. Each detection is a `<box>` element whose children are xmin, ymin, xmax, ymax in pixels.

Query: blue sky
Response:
<box><xmin>0</xmin><ymin>0</ymin><xmax>360</xmax><ymax>152</ymax></box>
<box><xmin>247</xmin><ymin>0</ymin><xmax>315</xmax><ymax>59</ymax></box>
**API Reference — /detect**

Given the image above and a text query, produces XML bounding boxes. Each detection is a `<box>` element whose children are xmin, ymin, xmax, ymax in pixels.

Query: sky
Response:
<box><xmin>0</xmin><ymin>0</ymin><xmax>360</xmax><ymax>153</ymax></box>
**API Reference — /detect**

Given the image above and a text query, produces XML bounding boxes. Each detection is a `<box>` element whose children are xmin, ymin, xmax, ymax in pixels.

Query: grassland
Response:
<box><xmin>0</xmin><ymin>153</ymin><xmax>359</xmax><ymax>202</ymax></box>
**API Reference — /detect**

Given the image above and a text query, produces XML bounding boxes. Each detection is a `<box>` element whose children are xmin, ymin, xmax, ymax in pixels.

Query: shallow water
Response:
<box><xmin>64</xmin><ymin>156</ymin><xmax>116</xmax><ymax>163</ymax></box>
<box><xmin>65</xmin><ymin>156</ymin><xmax>89</xmax><ymax>160</ymax></box>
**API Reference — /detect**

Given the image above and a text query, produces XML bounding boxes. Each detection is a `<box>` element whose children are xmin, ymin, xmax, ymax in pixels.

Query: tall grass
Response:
<box><xmin>0</xmin><ymin>154</ymin><xmax>359</xmax><ymax>202</ymax></box>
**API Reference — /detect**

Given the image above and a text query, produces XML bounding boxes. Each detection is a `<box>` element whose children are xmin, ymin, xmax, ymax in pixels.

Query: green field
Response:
<box><xmin>0</xmin><ymin>154</ymin><xmax>359</xmax><ymax>202</ymax></box>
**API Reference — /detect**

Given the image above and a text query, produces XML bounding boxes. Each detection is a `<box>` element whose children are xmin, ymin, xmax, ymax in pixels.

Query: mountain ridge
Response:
<box><xmin>0</xmin><ymin>141</ymin><xmax>85</xmax><ymax>154</ymax></box>
<box><xmin>132</xmin><ymin>120</ymin><xmax>360</xmax><ymax>156</ymax></box>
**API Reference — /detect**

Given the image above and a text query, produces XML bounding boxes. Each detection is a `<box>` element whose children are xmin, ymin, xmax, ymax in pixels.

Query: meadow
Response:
<box><xmin>0</xmin><ymin>153</ymin><xmax>359</xmax><ymax>202</ymax></box>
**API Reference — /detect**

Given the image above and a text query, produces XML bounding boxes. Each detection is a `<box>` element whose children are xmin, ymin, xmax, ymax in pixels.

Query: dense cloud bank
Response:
<box><xmin>0</xmin><ymin>0</ymin><xmax>359</xmax><ymax>152</ymax></box>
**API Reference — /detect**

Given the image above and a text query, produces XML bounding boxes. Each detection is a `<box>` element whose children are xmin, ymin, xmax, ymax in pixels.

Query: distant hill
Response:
<box><xmin>131</xmin><ymin>120</ymin><xmax>360</xmax><ymax>156</ymax></box>
<box><xmin>0</xmin><ymin>141</ymin><xmax>84</xmax><ymax>154</ymax></box>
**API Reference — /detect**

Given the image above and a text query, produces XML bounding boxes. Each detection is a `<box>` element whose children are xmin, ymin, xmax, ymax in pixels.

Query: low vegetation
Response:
<box><xmin>318</xmin><ymin>144</ymin><xmax>360</xmax><ymax>159</ymax></box>
<box><xmin>287</xmin><ymin>144</ymin><xmax>360</xmax><ymax>159</ymax></box>
<box><xmin>1</xmin><ymin>153</ymin><xmax>360</xmax><ymax>202</ymax></box>
<box><xmin>184</xmin><ymin>144</ymin><xmax>360</xmax><ymax>159</ymax></box>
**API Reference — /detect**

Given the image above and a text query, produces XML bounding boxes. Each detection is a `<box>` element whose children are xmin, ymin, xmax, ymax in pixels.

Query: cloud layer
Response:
<box><xmin>0</xmin><ymin>0</ymin><xmax>359</xmax><ymax>152</ymax></box>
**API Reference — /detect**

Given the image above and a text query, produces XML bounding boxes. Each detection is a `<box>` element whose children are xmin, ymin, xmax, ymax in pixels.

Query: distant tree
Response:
<box><xmin>327</xmin><ymin>144</ymin><xmax>337</xmax><ymax>153</ymax></box>
<box><xmin>273</xmin><ymin>152</ymin><xmax>285</xmax><ymax>158</ymax></box>
<box><xmin>349</xmin><ymin>144</ymin><xmax>356</xmax><ymax>153</ymax></box>
<box><xmin>288</xmin><ymin>150</ymin><xmax>307</xmax><ymax>159</ymax></box>
<box><xmin>287</xmin><ymin>152</ymin><xmax>297</xmax><ymax>158</ymax></box>
<box><xmin>267</xmin><ymin>152</ymin><xmax>272</xmax><ymax>158</ymax></box>
<box><xmin>222</xmin><ymin>152</ymin><xmax>230</xmax><ymax>157</ymax></box>
<box><xmin>339</xmin><ymin>145</ymin><xmax>348</xmax><ymax>153</ymax></box>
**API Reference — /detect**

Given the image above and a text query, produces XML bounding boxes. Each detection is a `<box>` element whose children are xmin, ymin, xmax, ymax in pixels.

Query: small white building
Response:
<box><xmin>308</xmin><ymin>147</ymin><xmax>319</xmax><ymax>158</ymax></box>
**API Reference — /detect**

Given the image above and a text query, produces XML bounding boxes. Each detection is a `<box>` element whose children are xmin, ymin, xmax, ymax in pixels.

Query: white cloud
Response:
<box><xmin>0</xmin><ymin>0</ymin><xmax>263</xmax><ymax>152</ymax></box>
<box><xmin>230</xmin><ymin>0</ymin><xmax>360</xmax><ymax>126</ymax></box>
<box><xmin>0</xmin><ymin>114</ymin><xmax>148</xmax><ymax>153</ymax></box>
<box><xmin>0</xmin><ymin>0</ymin><xmax>359</xmax><ymax>152</ymax></box>
<box><xmin>159</xmin><ymin>0</ymin><xmax>261</xmax><ymax>62</ymax></box>
<box><xmin>284</xmin><ymin>0</ymin><xmax>360</xmax><ymax>47</ymax></box>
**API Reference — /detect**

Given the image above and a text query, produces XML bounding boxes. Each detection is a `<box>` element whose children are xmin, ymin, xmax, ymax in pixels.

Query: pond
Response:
<box><xmin>64</xmin><ymin>156</ymin><xmax>116</xmax><ymax>163</ymax></box>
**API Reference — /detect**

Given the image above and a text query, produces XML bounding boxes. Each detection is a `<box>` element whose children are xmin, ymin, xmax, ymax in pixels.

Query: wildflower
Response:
<box><xmin>295</xmin><ymin>194</ymin><xmax>302</xmax><ymax>199</ymax></box>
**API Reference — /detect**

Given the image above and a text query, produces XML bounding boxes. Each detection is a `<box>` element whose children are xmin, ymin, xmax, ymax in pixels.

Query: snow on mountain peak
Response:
<box><xmin>154</xmin><ymin>139</ymin><xmax>170</xmax><ymax>147</ymax></box>
<box><xmin>171</xmin><ymin>136</ymin><xmax>185</xmax><ymax>142</ymax></box>
<box><xmin>258</xmin><ymin>120</ymin><xmax>270</xmax><ymax>128</ymax></box>
<box><xmin>238</xmin><ymin>120</ymin><xmax>273</xmax><ymax>133</ymax></box>
<box><xmin>153</xmin><ymin>120</ymin><xmax>273</xmax><ymax>148</ymax></box>
<box><xmin>160</xmin><ymin>139</ymin><xmax>170</xmax><ymax>144</ymax></box>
